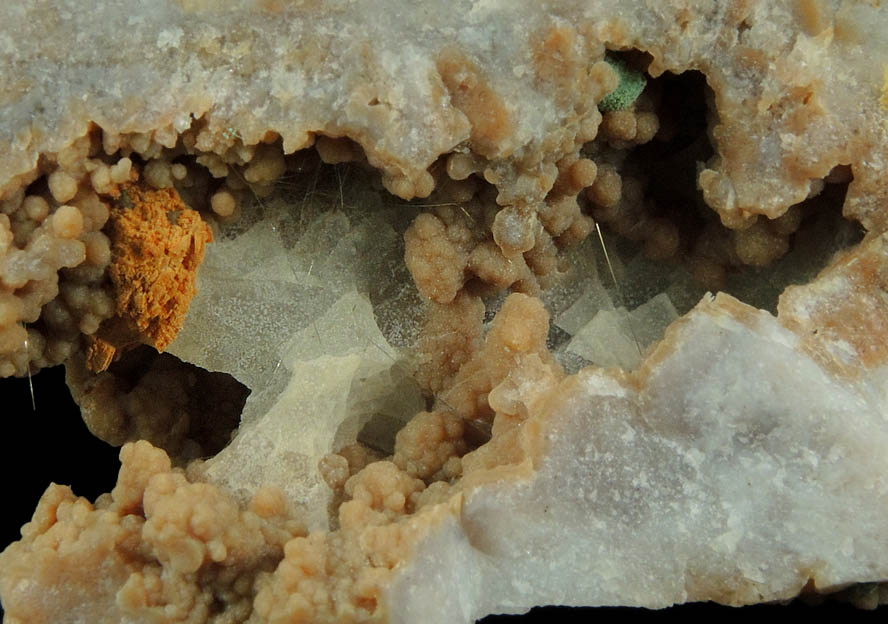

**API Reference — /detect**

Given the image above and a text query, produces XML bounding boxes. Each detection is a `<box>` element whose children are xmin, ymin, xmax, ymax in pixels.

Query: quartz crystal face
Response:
<box><xmin>1</xmin><ymin>1</ymin><xmax>888</xmax><ymax>622</ymax></box>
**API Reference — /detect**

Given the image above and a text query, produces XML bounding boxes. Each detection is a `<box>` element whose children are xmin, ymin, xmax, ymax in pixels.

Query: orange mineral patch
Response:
<box><xmin>88</xmin><ymin>181</ymin><xmax>213</xmax><ymax>372</ymax></box>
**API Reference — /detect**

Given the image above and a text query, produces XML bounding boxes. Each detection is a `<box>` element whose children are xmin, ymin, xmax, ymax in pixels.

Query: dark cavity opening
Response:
<box><xmin>104</xmin><ymin>345</ymin><xmax>249</xmax><ymax>462</ymax></box>
<box><xmin>583</xmin><ymin>62</ymin><xmax>863</xmax><ymax>317</ymax></box>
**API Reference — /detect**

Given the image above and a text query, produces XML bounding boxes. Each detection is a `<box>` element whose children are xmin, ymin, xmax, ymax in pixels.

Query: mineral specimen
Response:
<box><xmin>1</xmin><ymin>0</ymin><xmax>888</xmax><ymax>622</ymax></box>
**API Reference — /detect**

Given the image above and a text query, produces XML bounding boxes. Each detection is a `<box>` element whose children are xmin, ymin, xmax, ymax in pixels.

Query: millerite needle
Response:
<box><xmin>594</xmin><ymin>221</ymin><xmax>643</xmax><ymax>360</ymax></box>
<box><xmin>23</xmin><ymin>329</ymin><xmax>35</xmax><ymax>410</ymax></box>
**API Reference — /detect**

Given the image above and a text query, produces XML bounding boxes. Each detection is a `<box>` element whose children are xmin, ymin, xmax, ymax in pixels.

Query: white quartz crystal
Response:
<box><xmin>387</xmin><ymin>293</ymin><xmax>888</xmax><ymax>621</ymax></box>
<box><xmin>565</xmin><ymin>292</ymin><xmax>679</xmax><ymax>370</ymax></box>
<box><xmin>168</xmin><ymin>183</ymin><xmax>425</xmax><ymax>527</ymax></box>
<box><xmin>199</xmin><ymin>290</ymin><xmax>423</xmax><ymax>529</ymax></box>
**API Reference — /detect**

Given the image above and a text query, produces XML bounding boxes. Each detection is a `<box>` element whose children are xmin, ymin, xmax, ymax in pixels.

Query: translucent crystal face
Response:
<box><xmin>153</xmin><ymin>145</ymin><xmax>861</xmax><ymax>536</ymax></box>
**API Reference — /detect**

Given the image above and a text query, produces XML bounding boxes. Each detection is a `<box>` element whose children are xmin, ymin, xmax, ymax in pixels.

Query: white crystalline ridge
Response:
<box><xmin>3</xmin><ymin>0</ymin><xmax>888</xmax><ymax>223</ymax></box>
<box><xmin>388</xmin><ymin>294</ymin><xmax>888</xmax><ymax>622</ymax></box>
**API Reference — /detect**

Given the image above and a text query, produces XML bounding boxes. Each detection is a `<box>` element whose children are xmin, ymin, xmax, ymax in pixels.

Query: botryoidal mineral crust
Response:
<box><xmin>2</xmin><ymin>0</ymin><xmax>888</xmax><ymax>623</ymax></box>
<box><xmin>1</xmin><ymin>0</ymin><xmax>887</xmax><ymax>227</ymax></box>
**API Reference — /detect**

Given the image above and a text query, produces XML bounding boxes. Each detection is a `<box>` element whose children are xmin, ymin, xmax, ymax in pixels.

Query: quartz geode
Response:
<box><xmin>1</xmin><ymin>1</ymin><xmax>888</xmax><ymax>622</ymax></box>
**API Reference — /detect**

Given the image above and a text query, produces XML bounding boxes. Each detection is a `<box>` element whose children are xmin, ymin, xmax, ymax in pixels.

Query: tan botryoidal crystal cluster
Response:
<box><xmin>1</xmin><ymin>441</ymin><xmax>304</xmax><ymax>622</ymax></box>
<box><xmin>2</xmin><ymin>0</ymin><xmax>888</xmax><ymax>622</ymax></box>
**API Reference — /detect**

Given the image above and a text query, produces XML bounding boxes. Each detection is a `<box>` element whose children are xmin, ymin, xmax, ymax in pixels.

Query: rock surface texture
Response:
<box><xmin>1</xmin><ymin>0</ymin><xmax>887</xmax><ymax>623</ymax></box>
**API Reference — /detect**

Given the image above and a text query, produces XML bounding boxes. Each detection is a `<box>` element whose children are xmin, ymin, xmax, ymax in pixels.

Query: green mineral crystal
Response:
<box><xmin>599</xmin><ymin>53</ymin><xmax>647</xmax><ymax>112</ymax></box>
